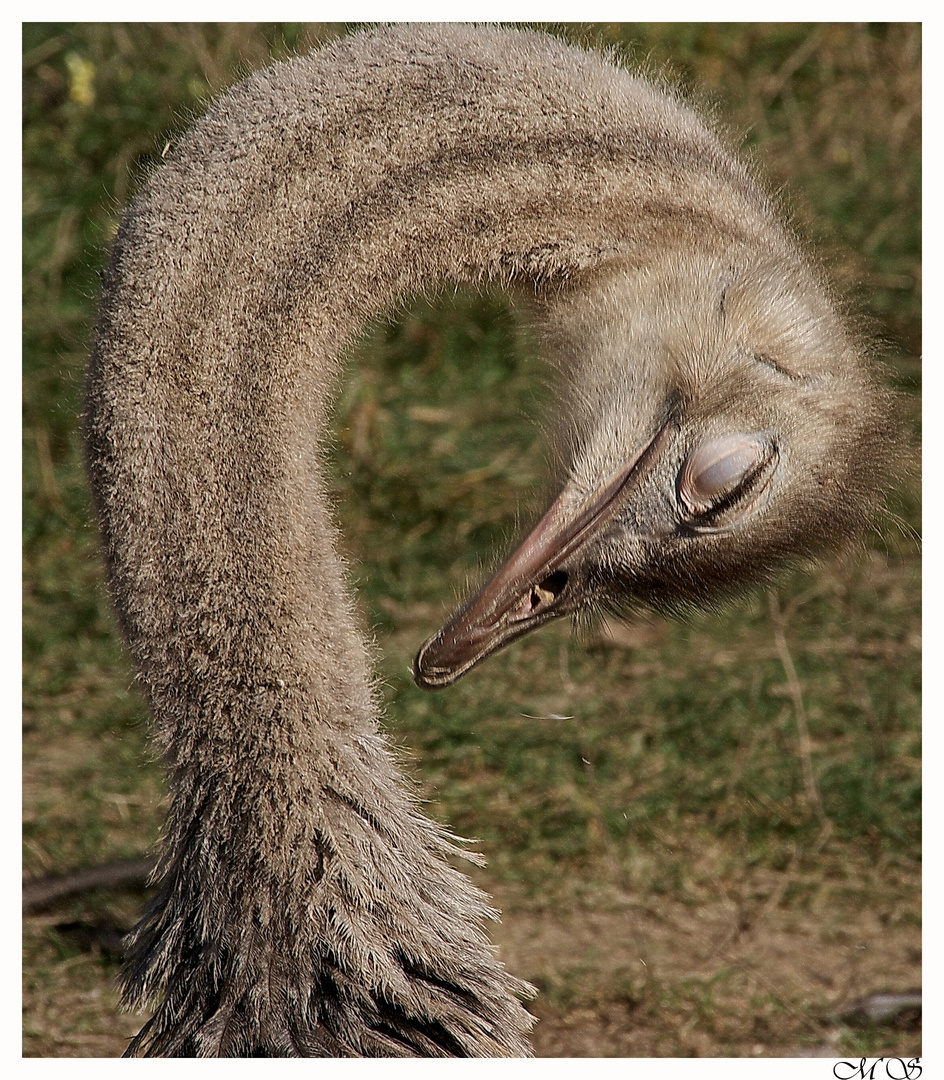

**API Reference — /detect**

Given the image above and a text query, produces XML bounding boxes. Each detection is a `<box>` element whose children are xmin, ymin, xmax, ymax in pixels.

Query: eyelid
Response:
<box><xmin>678</xmin><ymin>433</ymin><xmax>775</xmax><ymax>518</ymax></box>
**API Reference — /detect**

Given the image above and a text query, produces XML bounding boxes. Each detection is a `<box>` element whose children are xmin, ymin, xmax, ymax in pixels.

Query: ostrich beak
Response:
<box><xmin>413</xmin><ymin>416</ymin><xmax>676</xmax><ymax>689</ymax></box>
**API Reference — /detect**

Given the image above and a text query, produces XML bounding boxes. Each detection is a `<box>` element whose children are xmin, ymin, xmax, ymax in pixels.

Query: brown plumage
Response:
<box><xmin>83</xmin><ymin>24</ymin><xmax>892</xmax><ymax>1058</ymax></box>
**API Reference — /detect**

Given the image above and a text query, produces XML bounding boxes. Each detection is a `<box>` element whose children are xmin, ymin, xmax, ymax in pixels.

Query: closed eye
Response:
<box><xmin>678</xmin><ymin>432</ymin><xmax>778</xmax><ymax>530</ymax></box>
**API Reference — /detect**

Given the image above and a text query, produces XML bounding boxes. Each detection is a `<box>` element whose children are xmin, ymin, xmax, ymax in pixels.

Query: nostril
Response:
<box><xmin>531</xmin><ymin>570</ymin><xmax>568</xmax><ymax>611</ymax></box>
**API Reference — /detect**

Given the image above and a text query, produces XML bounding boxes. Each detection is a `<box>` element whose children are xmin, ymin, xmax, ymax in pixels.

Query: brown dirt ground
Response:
<box><xmin>23</xmin><ymin>876</ymin><xmax>920</xmax><ymax>1058</ymax></box>
<box><xmin>495</xmin><ymin>895</ymin><xmax>920</xmax><ymax>1057</ymax></box>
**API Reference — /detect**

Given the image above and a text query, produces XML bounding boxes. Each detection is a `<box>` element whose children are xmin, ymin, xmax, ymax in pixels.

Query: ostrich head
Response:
<box><xmin>414</xmin><ymin>253</ymin><xmax>891</xmax><ymax>689</ymax></box>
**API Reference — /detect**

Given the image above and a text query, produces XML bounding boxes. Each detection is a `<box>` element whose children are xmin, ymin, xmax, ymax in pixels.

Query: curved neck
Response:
<box><xmin>84</xmin><ymin>25</ymin><xmax>787</xmax><ymax>1058</ymax></box>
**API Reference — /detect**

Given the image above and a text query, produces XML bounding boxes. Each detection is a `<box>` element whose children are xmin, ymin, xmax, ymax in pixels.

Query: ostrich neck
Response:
<box><xmin>84</xmin><ymin>26</ymin><xmax>788</xmax><ymax>1057</ymax></box>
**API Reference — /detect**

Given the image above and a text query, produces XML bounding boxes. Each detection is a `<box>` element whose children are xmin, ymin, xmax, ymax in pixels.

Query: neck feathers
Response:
<box><xmin>86</xmin><ymin>25</ymin><xmax>794</xmax><ymax>1057</ymax></box>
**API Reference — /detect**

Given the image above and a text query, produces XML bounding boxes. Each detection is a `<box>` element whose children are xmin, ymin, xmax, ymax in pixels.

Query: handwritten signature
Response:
<box><xmin>833</xmin><ymin>1060</ymin><xmax>921</xmax><ymax>1080</ymax></box>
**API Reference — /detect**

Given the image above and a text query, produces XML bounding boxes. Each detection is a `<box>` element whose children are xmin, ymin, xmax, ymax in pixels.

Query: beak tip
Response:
<box><xmin>412</xmin><ymin>639</ymin><xmax>454</xmax><ymax>690</ymax></box>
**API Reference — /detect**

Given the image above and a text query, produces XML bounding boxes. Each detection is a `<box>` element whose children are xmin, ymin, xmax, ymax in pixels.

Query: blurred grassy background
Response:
<box><xmin>23</xmin><ymin>23</ymin><xmax>920</xmax><ymax>1057</ymax></box>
